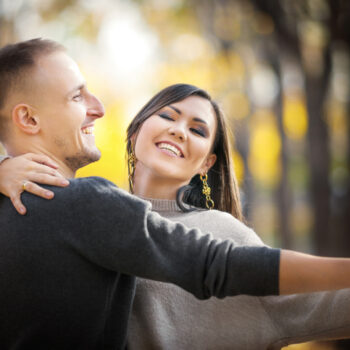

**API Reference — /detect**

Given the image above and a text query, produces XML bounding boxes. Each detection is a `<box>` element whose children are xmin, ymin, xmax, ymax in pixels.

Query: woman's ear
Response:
<box><xmin>130</xmin><ymin>133</ymin><xmax>137</xmax><ymax>145</ymax></box>
<box><xmin>12</xmin><ymin>104</ymin><xmax>40</xmax><ymax>135</ymax></box>
<box><xmin>199</xmin><ymin>153</ymin><xmax>217</xmax><ymax>175</ymax></box>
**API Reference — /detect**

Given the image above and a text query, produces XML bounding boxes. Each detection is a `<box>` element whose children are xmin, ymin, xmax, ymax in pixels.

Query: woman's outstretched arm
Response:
<box><xmin>280</xmin><ymin>250</ymin><xmax>350</xmax><ymax>294</ymax></box>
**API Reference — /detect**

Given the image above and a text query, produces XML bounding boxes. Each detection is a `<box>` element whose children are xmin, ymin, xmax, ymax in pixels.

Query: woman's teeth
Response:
<box><xmin>157</xmin><ymin>143</ymin><xmax>182</xmax><ymax>157</ymax></box>
<box><xmin>82</xmin><ymin>127</ymin><xmax>94</xmax><ymax>135</ymax></box>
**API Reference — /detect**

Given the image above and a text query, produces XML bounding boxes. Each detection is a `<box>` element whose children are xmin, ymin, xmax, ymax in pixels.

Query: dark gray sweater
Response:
<box><xmin>0</xmin><ymin>176</ymin><xmax>280</xmax><ymax>349</ymax></box>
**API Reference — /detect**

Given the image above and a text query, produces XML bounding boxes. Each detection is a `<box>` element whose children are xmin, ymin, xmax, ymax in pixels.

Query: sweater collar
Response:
<box><xmin>138</xmin><ymin>196</ymin><xmax>181</xmax><ymax>212</ymax></box>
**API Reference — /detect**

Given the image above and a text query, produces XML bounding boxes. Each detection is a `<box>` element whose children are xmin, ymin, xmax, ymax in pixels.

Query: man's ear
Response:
<box><xmin>199</xmin><ymin>153</ymin><xmax>217</xmax><ymax>175</ymax></box>
<box><xmin>12</xmin><ymin>104</ymin><xmax>40</xmax><ymax>135</ymax></box>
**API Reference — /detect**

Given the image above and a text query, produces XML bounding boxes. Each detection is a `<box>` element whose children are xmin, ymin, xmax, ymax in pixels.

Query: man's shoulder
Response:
<box><xmin>69</xmin><ymin>176</ymin><xmax>117</xmax><ymax>190</ymax></box>
<box><xmin>55</xmin><ymin>176</ymin><xmax>119</xmax><ymax>201</ymax></box>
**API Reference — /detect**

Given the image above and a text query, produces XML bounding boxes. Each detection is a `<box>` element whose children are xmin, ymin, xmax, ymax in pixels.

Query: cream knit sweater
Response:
<box><xmin>128</xmin><ymin>198</ymin><xmax>350</xmax><ymax>350</ymax></box>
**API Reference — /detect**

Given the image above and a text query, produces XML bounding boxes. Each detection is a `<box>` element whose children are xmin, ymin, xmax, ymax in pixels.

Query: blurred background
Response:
<box><xmin>1</xmin><ymin>0</ymin><xmax>349</xmax><ymax>348</ymax></box>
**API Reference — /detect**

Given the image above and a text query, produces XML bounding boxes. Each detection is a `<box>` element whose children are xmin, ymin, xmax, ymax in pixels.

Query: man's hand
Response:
<box><xmin>0</xmin><ymin>153</ymin><xmax>69</xmax><ymax>215</ymax></box>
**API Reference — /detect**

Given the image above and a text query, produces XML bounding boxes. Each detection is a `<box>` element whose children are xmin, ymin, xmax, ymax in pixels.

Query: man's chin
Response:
<box><xmin>65</xmin><ymin>149</ymin><xmax>101</xmax><ymax>171</ymax></box>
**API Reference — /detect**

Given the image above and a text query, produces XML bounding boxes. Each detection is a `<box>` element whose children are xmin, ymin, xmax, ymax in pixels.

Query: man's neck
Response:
<box><xmin>8</xmin><ymin>146</ymin><xmax>76</xmax><ymax>179</ymax></box>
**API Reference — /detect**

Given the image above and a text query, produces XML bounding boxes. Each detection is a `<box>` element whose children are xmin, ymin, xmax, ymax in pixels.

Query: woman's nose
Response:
<box><xmin>168</xmin><ymin>124</ymin><xmax>187</xmax><ymax>141</ymax></box>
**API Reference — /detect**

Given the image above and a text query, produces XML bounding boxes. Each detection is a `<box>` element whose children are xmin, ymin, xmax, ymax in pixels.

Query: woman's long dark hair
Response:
<box><xmin>126</xmin><ymin>83</ymin><xmax>243</xmax><ymax>221</ymax></box>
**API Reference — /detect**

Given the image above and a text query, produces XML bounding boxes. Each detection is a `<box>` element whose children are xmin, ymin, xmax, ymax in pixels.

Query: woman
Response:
<box><xmin>1</xmin><ymin>84</ymin><xmax>350</xmax><ymax>349</ymax></box>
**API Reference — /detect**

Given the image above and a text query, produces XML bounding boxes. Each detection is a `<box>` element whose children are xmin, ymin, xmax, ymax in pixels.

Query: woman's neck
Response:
<box><xmin>133</xmin><ymin>166</ymin><xmax>187</xmax><ymax>200</ymax></box>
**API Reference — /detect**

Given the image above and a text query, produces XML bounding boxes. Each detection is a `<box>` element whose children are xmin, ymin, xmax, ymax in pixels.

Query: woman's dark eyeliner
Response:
<box><xmin>159</xmin><ymin>112</ymin><xmax>207</xmax><ymax>137</ymax></box>
<box><xmin>191</xmin><ymin>128</ymin><xmax>206</xmax><ymax>137</ymax></box>
<box><xmin>158</xmin><ymin>112</ymin><xmax>174</xmax><ymax>121</ymax></box>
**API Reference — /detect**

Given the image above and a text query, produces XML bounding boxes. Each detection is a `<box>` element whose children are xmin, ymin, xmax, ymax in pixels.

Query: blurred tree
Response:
<box><xmin>251</xmin><ymin>0</ymin><xmax>350</xmax><ymax>258</ymax></box>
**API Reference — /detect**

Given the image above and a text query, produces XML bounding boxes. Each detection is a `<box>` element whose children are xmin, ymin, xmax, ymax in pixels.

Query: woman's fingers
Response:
<box><xmin>10</xmin><ymin>193</ymin><xmax>27</xmax><ymax>215</ymax></box>
<box><xmin>22</xmin><ymin>181</ymin><xmax>55</xmax><ymax>200</ymax></box>
<box><xmin>0</xmin><ymin>154</ymin><xmax>69</xmax><ymax>215</ymax></box>
<box><xmin>9</xmin><ymin>181</ymin><xmax>53</xmax><ymax>216</ymax></box>
<box><xmin>21</xmin><ymin>174</ymin><xmax>70</xmax><ymax>201</ymax></box>
<box><xmin>25</xmin><ymin>153</ymin><xmax>58</xmax><ymax>169</ymax></box>
<box><xmin>30</xmin><ymin>173</ymin><xmax>70</xmax><ymax>188</ymax></box>
<box><xmin>11</xmin><ymin>175</ymin><xmax>70</xmax><ymax>215</ymax></box>
<box><xmin>31</xmin><ymin>163</ymin><xmax>67</xmax><ymax>181</ymax></box>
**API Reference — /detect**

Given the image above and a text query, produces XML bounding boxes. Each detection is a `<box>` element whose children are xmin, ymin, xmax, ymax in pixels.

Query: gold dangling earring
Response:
<box><xmin>128</xmin><ymin>145</ymin><xmax>136</xmax><ymax>193</ymax></box>
<box><xmin>200</xmin><ymin>173</ymin><xmax>214</xmax><ymax>209</ymax></box>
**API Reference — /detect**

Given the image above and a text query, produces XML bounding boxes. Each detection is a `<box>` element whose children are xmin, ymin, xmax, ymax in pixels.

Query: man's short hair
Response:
<box><xmin>0</xmin><ymin>38</ymin><xmax>64</xmax><ymax>141</ymax></box>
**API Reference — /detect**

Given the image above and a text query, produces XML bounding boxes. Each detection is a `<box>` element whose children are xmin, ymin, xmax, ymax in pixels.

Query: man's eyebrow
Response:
<box><xmin>66</xmin><ymin>83</ymin><xmax>86</xmax><ymax>97</ymax></box>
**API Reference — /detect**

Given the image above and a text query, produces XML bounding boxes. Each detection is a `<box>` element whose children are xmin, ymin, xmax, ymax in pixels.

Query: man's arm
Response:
<box><xmin>54</xmin><ymin>176</ymin><xmax>279</xmax><ymax>299</ymax></box>
<box><xmin>48</xmin><ymin>177</ymin><xmax>350</xmax><ymax>299</ymax></box>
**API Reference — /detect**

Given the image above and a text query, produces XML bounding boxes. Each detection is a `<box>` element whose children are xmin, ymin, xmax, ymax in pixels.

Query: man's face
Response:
<box><xmin>30</xmin><ymin>51</ymin><xmax>104</xmax><ymax>171</ymax></box>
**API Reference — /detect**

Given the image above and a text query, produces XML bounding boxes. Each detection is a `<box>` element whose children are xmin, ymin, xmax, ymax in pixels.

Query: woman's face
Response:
<box><xmin>133</xmin><ymin>95</ymin><xmax>217</xmax><ymax>184</ymax></box>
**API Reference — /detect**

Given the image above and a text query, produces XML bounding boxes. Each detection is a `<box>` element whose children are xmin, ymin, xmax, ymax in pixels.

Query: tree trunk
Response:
<box><xmin>304</xmin><ymin>47</ymin><xmax>332</xmax><ymax>255</ymax></box>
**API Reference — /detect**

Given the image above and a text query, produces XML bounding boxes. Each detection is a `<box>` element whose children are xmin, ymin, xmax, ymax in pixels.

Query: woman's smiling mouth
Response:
<box><xmin>156</xmin><ymin>142</ymin><xmax>184</xmax><ymax>157</ymax></box>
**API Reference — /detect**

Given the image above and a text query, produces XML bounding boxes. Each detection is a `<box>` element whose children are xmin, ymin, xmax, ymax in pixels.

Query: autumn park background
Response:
<box><xmin>1</xmin><ymin>0</ymin><xmax>350</xmax><ymax>348</ymax></box>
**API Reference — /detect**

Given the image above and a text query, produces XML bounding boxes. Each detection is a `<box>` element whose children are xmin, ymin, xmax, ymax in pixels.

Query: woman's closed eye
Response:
<box><xmin>158</xmin><ymin>112</ymin><xmax>174</xmax><ymax>121</ymax></box>
<box><xmin>190</xmin><ymin>127</ymin><xmax>207</xmax><ymax>137</ymax></box>
<box><xmin>158</xmin><ymin>112</ymin><xmax>208</xmax><ymax>137</ymax></box>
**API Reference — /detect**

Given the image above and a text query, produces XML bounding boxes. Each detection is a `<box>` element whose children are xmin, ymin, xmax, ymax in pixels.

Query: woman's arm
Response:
<box><xmin>280</xmin><ymin>250</ymin><xmax>350</xmax><ymax>294</ymax></box>
<box><xmin>0</xmin><ymin>153</ymin><xmax>69</xmax><ymax>214</ymax></box>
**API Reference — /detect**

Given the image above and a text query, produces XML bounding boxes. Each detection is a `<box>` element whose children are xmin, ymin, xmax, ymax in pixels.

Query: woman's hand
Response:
<box><xmin>0</xmin><ymin>153</ymin><xmax>69</xmax><ymax>215</ymax></box>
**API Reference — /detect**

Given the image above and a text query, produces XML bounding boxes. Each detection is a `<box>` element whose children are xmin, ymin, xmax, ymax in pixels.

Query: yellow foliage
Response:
<box><xmin>283</xmin><ymin>341</ymin><xmax>336</xmax><ymax>349</ymax></box>
<box><xmin>326</xmin><ymin>101</ymin><xmax>348</xmax><ymax>157</ymax></box>
<box><xmin>283</xmin><ymin>96</ymin><xmax>308</xmax><ymax>140</ymax></box>
<box><xmin>222</xmin><ymin>90</ymin><xmax>250</xmax><ymax>120</ymax></box>
<box><xmin>326</xmin><ymin>101</ymin><xmax>347</xmax><ymax>135</ymax></box>
<box><xmin>76</xmin><ymin>102</ymin><xmax>129</xmax><ymax>189</ymax></box>
<box><xmin>227</xmin><ymin>51</ymin><xmax>246</xmax><ymax>78</ymax></box>
<box><xmin>232</xmin><ymin>150</ymin><xmax>244</xmax><ymax>186</ymax></box>
<box><xmin>249</xmin><ymin>110</ymin><xmax>281</xmax><ymax>187</ymax></box>
<box><xmin>157</xmin><ymin>61</ymin><xmax>214</xmax><ymax>92</ymax></box>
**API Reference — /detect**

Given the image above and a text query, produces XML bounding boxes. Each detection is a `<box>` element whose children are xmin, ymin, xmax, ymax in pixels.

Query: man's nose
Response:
<box><xmin>87</xmin><ymin>94</ymin><xmax>105</xmax><ymax>119</ymax></box>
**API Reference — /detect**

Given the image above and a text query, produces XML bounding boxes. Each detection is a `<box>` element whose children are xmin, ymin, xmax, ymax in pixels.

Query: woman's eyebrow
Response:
<box><xmin>192</xmin><ymin>117</ymin><xmax>208</xmax><ymax>125</ymax></box>
<box><xmin>168</xmin><ymin>105</ymin><xmax>208</xmax><ymax>125</ymax></box>
<box><xmin>168</xmin><ymin>105</ymin><xmax>182</xmax><ymax>114</ymax></box>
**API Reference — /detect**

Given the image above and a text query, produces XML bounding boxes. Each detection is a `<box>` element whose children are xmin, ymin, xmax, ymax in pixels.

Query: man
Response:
<box><xmin>0</xmin><ymin>39</ymin><xmax>347</xmax><ymax>349</ymax></box>
<box><xmin>0</xmin><ymin>37</ymin><xmax>279</xmax><ymax>349</ymax></box>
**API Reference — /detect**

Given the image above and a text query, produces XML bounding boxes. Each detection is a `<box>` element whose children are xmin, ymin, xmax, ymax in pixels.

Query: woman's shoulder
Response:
<box><xmin>169</xmin><ymin>208</ymin><xmax>265</xmax><ymax>246</ymax></box>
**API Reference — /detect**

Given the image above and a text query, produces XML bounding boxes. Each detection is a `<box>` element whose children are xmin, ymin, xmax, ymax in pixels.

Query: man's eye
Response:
<box><xmin>158</xmin><ymin>113</ymin><xmax>174</xmax><ymax>121</ymax></box>
<box><xmin>73</xmin><ymin>94</ymin><xmax>83</xmax><ymax>101</ymax></box>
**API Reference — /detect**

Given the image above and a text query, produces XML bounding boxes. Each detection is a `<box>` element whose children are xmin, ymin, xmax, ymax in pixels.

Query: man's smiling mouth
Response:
<box><xmin>82</xmin><ymin>126</ymin><xmax>94</xmax><ymax>135</ymax></box>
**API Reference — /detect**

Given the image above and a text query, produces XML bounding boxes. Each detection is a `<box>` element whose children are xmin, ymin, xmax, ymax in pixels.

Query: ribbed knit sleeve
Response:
<box><xmin>60</xmin><ymin>177</ymin><xmax>280</xmax><ymax>298</ymax></box>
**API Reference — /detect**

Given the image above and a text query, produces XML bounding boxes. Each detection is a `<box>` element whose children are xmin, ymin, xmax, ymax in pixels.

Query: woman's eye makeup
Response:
<box><xmin>190</xmin><ymin>127</ymin><xmax>207</xmax><ymax>137</ymax></box>
<box><xmin>158</xmin><ymin>112</ymin><xmax>174</xmax><ymax>121</ymax></box>
<box><xmin>158</xmin><ymin>110</ymin><xmax>208</xmax><ymax>137</ymax></box>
